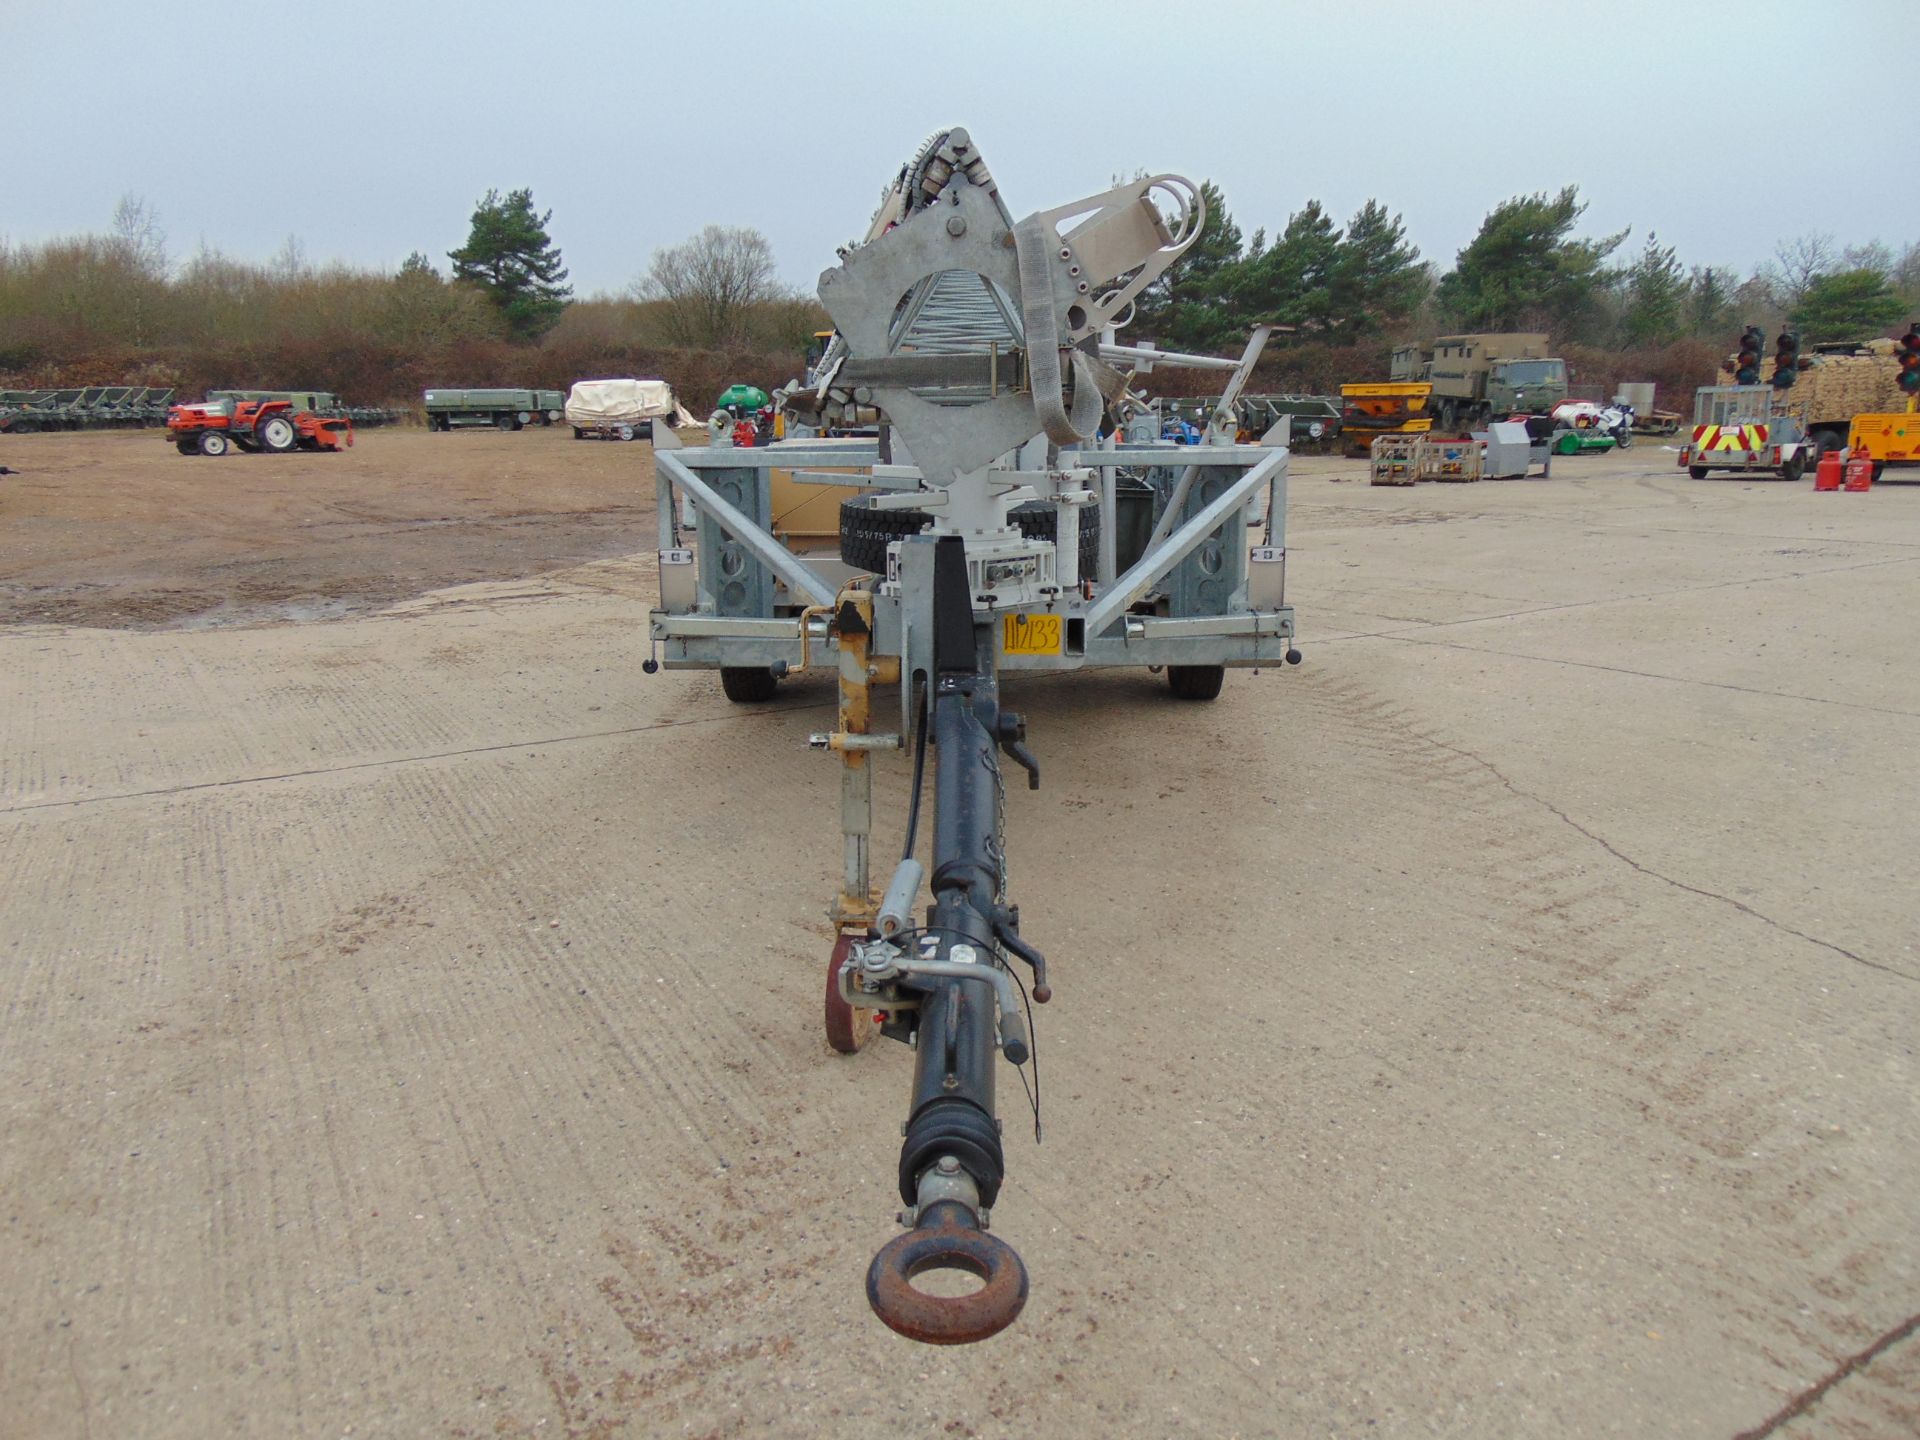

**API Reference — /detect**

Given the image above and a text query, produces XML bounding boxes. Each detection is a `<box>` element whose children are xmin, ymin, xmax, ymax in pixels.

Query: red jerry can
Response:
<box><xmin>1843</xmin><ymin>451</ymin><xmax>1875</xmax><ymax>492</ymax></box>
<box><xmin>1813</xmin><ymin>449</ymin><xmax>1844</xmax><ymax>491</ymax></box>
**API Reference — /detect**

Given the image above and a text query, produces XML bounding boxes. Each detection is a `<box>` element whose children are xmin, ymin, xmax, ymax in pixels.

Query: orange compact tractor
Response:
<box><xmin>166</xmin><ymin>397</ymin><xmax>353</xmax><ymax>456</ymax></box>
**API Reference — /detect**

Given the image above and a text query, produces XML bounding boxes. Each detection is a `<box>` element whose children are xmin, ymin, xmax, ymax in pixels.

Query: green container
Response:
<box><xmin>716</xmin><ymin>384</ymin><xmax>771</xmax><ymax>416</ymax></box>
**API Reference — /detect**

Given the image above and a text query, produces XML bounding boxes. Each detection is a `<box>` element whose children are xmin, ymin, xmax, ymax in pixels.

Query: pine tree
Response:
<box><xmin>1436</xmin><ymin>186</ymin><xmax>1624</xmax><ymax>334</ymax></box>
<box><xmin>1233</xmin><ymin>200</ymin><xmax>1343</xmax><ymax>336</ymax></box>
<box><xmin>1686</xmin><ymin>265</ymin><xmax>1733</xmax><ymax>338</ymax></box>
<box><xmin>1330</xmin><ymin>200</ymin><xmax>1425</xmax><ymax>341</ymax></box>
<box><xmin>1134</xmin><ymin>180</ymin><xmax>1242</xmax><ymax>351</ymax></box>
<box><xmin>448</xmin><ymin>188</ymin><xmax>571</xmax><ymax>342</ymax></box>
<box><xmin>1620</xmin><ymin>233</ymin><xmax>1687</xmax><ymax>345</ymax></box>
<box><xmin>1790</xmin><ymin>269</ymin><xmax>1905</xmax><ymax>342</ymax></box>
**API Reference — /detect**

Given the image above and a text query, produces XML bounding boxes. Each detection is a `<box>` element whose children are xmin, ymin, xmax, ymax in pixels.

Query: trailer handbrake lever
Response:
<box><xmin>993</xmin><ymin>909</ymin><xmax>1050</xmax><ymax>1003</ymax></box>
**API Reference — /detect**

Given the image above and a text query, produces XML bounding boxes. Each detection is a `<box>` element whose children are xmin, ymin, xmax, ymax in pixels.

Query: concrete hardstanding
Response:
<box><xmin>1</xmin><ymin>436</ymin><xmax>1916</xmax><ymax>1437</ymax></box>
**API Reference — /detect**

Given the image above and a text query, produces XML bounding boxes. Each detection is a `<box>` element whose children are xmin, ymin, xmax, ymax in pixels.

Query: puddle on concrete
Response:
<box><xmin>176</xmin><ymin>596</ymin><xmax>365</xmax><ymax>630</ymax></box>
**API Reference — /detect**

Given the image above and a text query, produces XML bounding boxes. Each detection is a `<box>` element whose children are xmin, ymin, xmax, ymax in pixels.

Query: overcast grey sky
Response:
<box><xmin>9</xmin><ymin>0</ymin><xmax>1918</xmax><ymax>299</ymax></box>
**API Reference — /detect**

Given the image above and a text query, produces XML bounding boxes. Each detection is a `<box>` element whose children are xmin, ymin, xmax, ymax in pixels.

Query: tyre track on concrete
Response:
<box><xmin>1287</xmin><ymin>668</ymin><xmax>1918</xmax><ymax>1428</ymax></box>
<box><xmin>0</xmin><ymin>741</ymin><xmax>794</xmax><ymax>1431</ymax></box>
<box><xmin>1312</xmin><ymin>552</ymin><xmax>1919</xmax><ymax>649</ymax></box>
<box><xmin>0</xmin><ymin>703</ymin><xmax>836</xmax><ymax>817</ymax></box>
<box><xmin>1361</xmin><ymin>632</ymin><xmax>1920</xmax><ymax>722</ymax></box>
<box><xmin>1417</xmin><ymin>731</ymin><xmax>1911</xmax><ymax>981</ymax></box>
<box><xmin>989</xmin><ymin>662</ymin><xmax>1908</xmax><ymax>1431</ymax></box>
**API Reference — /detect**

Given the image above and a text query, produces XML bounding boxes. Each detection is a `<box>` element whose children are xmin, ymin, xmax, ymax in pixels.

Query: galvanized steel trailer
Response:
<box><xmin>1680</xmin><ymin>385</ymin><xmax>1812</xmax><ymax>480</ymax></box>
<box><xmin>641</xmin><ymin>127</ymin><xmax>1299</xmax><ymax>1346</ymax></box>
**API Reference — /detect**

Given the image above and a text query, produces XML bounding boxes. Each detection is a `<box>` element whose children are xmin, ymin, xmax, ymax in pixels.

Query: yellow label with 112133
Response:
<box><xmin>1002</xmin><ymin>612</ymin><xmax>1062</xmax><ymax>656</ymax></box>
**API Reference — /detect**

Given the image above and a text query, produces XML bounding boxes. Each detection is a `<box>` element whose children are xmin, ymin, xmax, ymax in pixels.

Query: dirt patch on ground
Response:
<box><xmin>0</xmin><ymin>426</ymin><xmax>661</xmax><ymax>628</ymax></box>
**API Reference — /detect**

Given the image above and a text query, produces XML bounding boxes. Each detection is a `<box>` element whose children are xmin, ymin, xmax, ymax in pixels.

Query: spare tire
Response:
<box><xmin>838</xmin><ymin>496</ymin><xmax>1102</xmax><ymax>576</ymax></box>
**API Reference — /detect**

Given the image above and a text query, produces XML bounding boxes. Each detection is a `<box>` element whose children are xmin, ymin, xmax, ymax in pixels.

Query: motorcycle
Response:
<box><xmin>1595</xmin><ymin>401</ymin><xmax>1636</xmax><ymax>449</ymax></box>
<box><xmin>1550</xmin><ymin>399</ymin><xmax>1637</xmax><ymax>450</ymax></box>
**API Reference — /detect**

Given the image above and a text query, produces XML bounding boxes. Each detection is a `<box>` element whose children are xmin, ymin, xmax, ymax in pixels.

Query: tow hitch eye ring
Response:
<box><xmin>865</xmin><ymin>1203</ymin><xmax>1028</xmax><ymax>1344</ymax></box>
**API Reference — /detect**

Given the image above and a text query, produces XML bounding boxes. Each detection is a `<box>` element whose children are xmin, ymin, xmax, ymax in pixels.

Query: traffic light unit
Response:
<box><xmin>1771</xmin><ymin>330</ymin><xmax>1801</xmax><ymax>390</ymax></box>
<box><xmin>1897</xmin><ymin>323</ymin><xmax>1920</xmax><ymax>398</ymax></box>
<box><xmin>1735</xmin><ymin>325</ymin><xmax>1765</xmax><ymax>386</ymax></box>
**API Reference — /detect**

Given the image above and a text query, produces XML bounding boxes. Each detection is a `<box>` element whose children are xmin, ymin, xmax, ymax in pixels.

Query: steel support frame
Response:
<box><xmin>646</xmin><ymin>442</ymin><xmax>1290</xmax><ymax>667</ymax></box>
<box><xmin>654</xmin><ymin>449</ymin><xmax>839</xmax><ymax>610</ymax></box>
<box><xmin>1083</xmin><ymin>448</ymin><xmax>1285</xmax><ymax>635</ymax></box>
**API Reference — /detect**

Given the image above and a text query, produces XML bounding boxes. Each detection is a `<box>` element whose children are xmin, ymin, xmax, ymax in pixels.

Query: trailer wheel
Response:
<box><xmin>720</xmin><ymin>667</ymin><xmax>779</xmax><ymax>703</ymax></box>
<box><xmin>824</xmin><ymin>932</ymin><xmax>879</xmax><ymax>1053</ymax></box>
<box><xmin>837</xmin><ymin>496</ymin><xmax>1101</xmax><ymax>575</ymax></box>
<box><xmin>198</xmin><ymin>430</ymin><xmax>231</xmax><ymax>457</ymax></box>
<box><xmin>1167</xmin><ymin>665</ymin><xmax>1225</xmax><ymax>701</ymax></box>
<box><xmin>494</xmin><ymin>414</ymin><xmax>515</xmax><ymax>432</ymax></box>
<box><xmin>1688</xmin><ymin>465</ymin><xmax>1709</xmax><ymax>479</ymax></box>
<box><xmin>1779</xmin><ymin>452</ymin><xmax>1807</xmax><ymax>482</ymax></box>
<box><xmin>257</xmin><ymin>413</ymin><xmax>297</xmax><ymax>453</ymax></box>
<box><xmin>572</xmin><ymin>426</ymin><xmax>585</xmax><ymax>440</ymax></box>
<box><xmin>617</xmin><ymin>424</ymin><xmax>635</xmax><ymax>442</ymax></box>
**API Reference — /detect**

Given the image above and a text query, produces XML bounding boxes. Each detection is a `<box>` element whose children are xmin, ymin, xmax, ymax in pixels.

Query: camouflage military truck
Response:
<box><xmin>1391</xmin><ymin>333</ymin><xmax>1569</xmax><ymax>429</ymax></box>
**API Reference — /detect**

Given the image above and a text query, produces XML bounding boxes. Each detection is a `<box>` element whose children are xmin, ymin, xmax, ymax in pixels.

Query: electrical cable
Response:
<box><xmin>1006</xmin><ymin>961</ymin><xmax>1042</xmax><ymax>1143</ymax></box>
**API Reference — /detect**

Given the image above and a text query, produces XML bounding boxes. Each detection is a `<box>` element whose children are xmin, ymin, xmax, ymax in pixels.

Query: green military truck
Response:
<box><xmin>1390</xmin><ymin>333</ymin><xmax>1569</xmax><ymax>429</ymax></box>
<box><xmin>423</xmin><ymin>388</ymin><xmax>564</xmax><ymax>432</ymax></box>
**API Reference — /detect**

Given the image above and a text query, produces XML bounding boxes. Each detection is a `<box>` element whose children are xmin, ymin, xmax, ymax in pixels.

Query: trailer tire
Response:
<box><xmin>837</xmin><ymin>495</ymin><xmax>1102</xmax><ymax>575</ymax></box>
<box><xmin>495</xmin><ymin>414</ymin><xmax>516</xmax><ymax>432</ymax></box>
<box><xmin>1688</xmin><ymin>465</ymin><xmax>1709</xmax><ymax>479</ymax></box>
<box><xmin>198</xmin><ymin>430</ymin><xmax>231</xmax><ymax>457</ymax></box>
<box><xmin>720</xmin><ymin>667</ymin><xmax>779</xmax><ymax>703</ymax></box>
<box><xmin>257</xmin><ymin>413</ymin><xmax>297</xmax><ymax>453</ymax></box>
<box><xmin>572</xmin><ymin>426</ymin><xmax>585</xmax><ymax>440</ymax></box>
<box><xmin>1779</xmin><ymin>452</ymin><xmax>1807</xmax><ymax>482</ymax></box>
<box><xmin>1167</xmin><ymin>665</ymin><xmax>1225</xmax><ymax>701</ymax></box>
